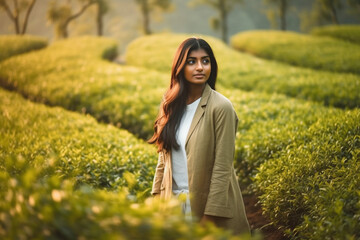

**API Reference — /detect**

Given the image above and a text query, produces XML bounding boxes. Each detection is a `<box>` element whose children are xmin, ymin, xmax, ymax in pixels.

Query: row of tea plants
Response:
<box><xmin>0</xmin><ymin>35</ymin><xmax>47</xmax><ymax>62</ymax></box>
<box><xmin>125</xmin><ymin>33</ymin><xmax>360</xmax><ymax>109</ymax></box>
<box><xmin>311</xmin><ymin>24</ymin><xmax>360</xmax><ymax>44</ymax></box>
<box><xmin>230</xmin><ymin>30</ymin><xmax>360</xmax><ymax>75</ymax></box>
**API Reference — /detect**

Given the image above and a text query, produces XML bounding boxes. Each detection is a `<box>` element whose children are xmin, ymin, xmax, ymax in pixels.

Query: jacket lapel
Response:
<box><xmin>185</xmin><ymin>84</ymin><xmax>212</xmax><ymax>147</ymax></box>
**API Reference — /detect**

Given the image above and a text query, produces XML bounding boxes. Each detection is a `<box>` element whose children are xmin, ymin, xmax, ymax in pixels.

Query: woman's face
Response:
<box><xmin>184</xmin><ymin>48</ymin><xmax>211</xmax><ymax>86</ymax></box>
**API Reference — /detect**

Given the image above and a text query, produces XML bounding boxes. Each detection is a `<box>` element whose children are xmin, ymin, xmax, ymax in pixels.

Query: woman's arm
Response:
<box><xmin>204</xmin><ymin>101</ymin><xmax>238</xmax><ymax>218</ymax></box>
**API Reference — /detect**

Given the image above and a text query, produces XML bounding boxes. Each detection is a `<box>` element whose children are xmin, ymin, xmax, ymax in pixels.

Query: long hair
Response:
<box><xmin>148</xmin><ymin>37</ymin><xmax>218</xmax><ymax>152</ymax></box>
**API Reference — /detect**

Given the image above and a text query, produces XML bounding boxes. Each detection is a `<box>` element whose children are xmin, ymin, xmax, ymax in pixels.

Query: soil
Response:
<box><xmin>243</xmin><ymin>194</ymin><xmax>289</xmax><ymax>240</ymax></box>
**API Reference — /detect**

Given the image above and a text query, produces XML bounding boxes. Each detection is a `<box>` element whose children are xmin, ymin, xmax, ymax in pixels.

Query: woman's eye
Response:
<box><xmin>187</xmin><ymin>59</ymin><xmax>195</xmax><ymax>65</ymax></box>
<box><xmin>202</xmin><ymin>58</ymin><xmax>210</xmax><ymax>64</ymax></box>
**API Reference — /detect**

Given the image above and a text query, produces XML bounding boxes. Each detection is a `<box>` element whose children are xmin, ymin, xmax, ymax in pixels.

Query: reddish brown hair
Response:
<box><xmin>148</xmin><ymin>37</ymin><xmax>218</xmax><ymax>152</ymax></box>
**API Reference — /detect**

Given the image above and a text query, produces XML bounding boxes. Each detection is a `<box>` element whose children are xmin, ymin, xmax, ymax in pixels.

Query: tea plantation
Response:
<box><xmin>0</xmin><ymin>35</ymin><xmax>47</xmax><ymax>62</ymax></box>
<box><xmin>230</xmin><ymin>30</ymin><xmax>360</xmax><ymax>75</ymax></box>
<box><xmin>0</xmin><ymin>36</ymin><xmax>167</xmax><ymax>140</ymax></box>
<box><xmin>0</xmin><ymin>89</ymin><xmax>252</xmax><ymax>240</ymax></box>
<box><xmin>1</xmin><ymin>30</ymin><xmax>359</xmax><ymax>239</ymax></box>
<box><xmin>126</xmin><ymin>33</ymin><xmax>360</xmax><ymax>109</ymax></box>
<box><xmin>311</xmin><ymin>24</ymin><xmax>360</xmax><ymax>44</ymax></box>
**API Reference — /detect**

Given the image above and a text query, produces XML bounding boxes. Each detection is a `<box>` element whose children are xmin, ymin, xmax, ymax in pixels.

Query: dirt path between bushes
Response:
<box><xmin>243</xmin><ymin>194</ymin><xmax>289</xmax><ymax>240</ymax></box>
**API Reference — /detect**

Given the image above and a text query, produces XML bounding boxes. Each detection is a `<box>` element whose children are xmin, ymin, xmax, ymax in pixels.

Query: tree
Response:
<box><xmin>190</xmin><ymin>0</ymin><xmax>243</xmax><ymax>43</ymax></box>
<box><xmin>47</xmin><ymin>0</ymin><xmax>95</xmax><ymax>39</ymax></box>
<box><xmin>0</xmin><ymin>0</ymin><xmax>37</xmax><ymax>35</ymax></box>
<box><xmin>300</xmin><ymin>0</ymin><xmax>342</xmax><ymax>32</ymax></box>
<box><xmin>263</xmin><ymin>0</ymin><xmax>290</xmax><ymax>31</ymax></box>
<box><xmin>134</xmin><ymin>0</ymin><xmax>172</xmax><ymax>35</ymax></box>
<box><xmin>347</xmin><ymin>0</ymin><xmax>360</xmax><ymax>19</ymax></box>
<box><xmin>95</xmin><ymin>0</ymin><xmax>109</xmax><ymax>36</ymax></box>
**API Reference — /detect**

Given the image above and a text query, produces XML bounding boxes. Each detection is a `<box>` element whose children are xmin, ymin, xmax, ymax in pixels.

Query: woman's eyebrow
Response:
<box><xmin>187</xmin><ymin>55</ymin><xmax>210</xmax><ymax>59</ymax></box>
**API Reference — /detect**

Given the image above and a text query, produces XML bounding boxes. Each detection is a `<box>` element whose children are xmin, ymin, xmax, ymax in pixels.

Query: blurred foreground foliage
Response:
<box><xmin>0</xmin><ymin>156</ymin><xmax>254</xmax><ymax>240</ymax></box>
<box><xmin>0</xmin><ymin>35</ymin><xmax>47</xmax><ymax>62</ymax></box>
<box><xmin>311</xmin><ymin>24</ymin><xmax>360</xmax><ymax>45</ymax></box>
<box><xmin>230</xmin><ymin>30</ymin><xmax>360</xmax><ymax>75</ymax></box>
<box><xmin>126</xmin><ymin>33</ymin><xmax>360</xmax><ymax>109</ymax></box>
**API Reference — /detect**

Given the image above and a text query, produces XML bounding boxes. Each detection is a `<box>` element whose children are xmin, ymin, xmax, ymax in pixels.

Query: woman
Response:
<box><xmin>149</xmin><ymin>37</ymin><xmax>250</xmax><ymax>235</ymax></box>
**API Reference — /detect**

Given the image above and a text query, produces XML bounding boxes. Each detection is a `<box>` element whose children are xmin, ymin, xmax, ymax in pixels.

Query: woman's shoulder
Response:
<box><xmin>208</xmin><ymin>89</ymin><xmax>234</xmax><ymax>111</ymax></box>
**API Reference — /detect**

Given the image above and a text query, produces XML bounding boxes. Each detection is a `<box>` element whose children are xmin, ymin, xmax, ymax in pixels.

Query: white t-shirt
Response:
<box><xmin>171</xmin><ymin>97</ymin><xmax>201</xmax><ymax>194</ymax></box>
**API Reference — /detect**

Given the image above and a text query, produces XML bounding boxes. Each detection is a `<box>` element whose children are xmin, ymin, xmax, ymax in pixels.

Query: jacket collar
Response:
<box><xmin>185</xmin><ymin>83</ymin><xmax>212</xmax><ymax>146</ymax></box>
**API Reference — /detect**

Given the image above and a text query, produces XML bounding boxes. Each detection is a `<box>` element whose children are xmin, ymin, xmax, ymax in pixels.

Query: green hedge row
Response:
<box><xmin>125</xmin><ymin>33</ymin><xmax>360</xmax><ymax>109</ymax></box>
<box><xmin>0</xmin><ymin>88</ymin><xmax>157</xmax><ymax>196</ymax></box>
<box><xmin>219</xmin><ymin>87</ymin><xmax>339</xmax><ymax>187</ymax></box>
<box><xmin>311</xmin><ymin>24</ymin><xmax>360</xmax><ymax>45</ymax></box>
<box><xmin>0</xmin><ymin>36</ymin><xmax>168</xmax><ymax>140</ymax></box>
<box><xmin>0</xmin><ymin>156</ymin><xmax>253</xmax><ymax>240</ymax></box>
<box><xmin>0</xmin><ymin>35</ymin><xmax>47</xmax><ymax>62</ymax></box>
<box><xmin>230</xmin><ymin>30</ymin><xmax>360</xmax><ymax>75</ymax></box>
<box><xmin>254</xmin><ymin>108</ymin><xmax>360</xmax><ymax>239</ymax></box>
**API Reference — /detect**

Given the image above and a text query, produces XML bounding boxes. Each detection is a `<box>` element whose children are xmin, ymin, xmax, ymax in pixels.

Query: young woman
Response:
<box><xmin>149</xmin><ymin>37</ymin><xmax>250</xmax><ymax>235</ymax></box>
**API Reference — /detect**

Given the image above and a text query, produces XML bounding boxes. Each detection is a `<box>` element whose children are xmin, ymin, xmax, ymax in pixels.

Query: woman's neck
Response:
<box><xmin>187</xmin><ymin>83</ymin><xmax>205</xmax><ymax>104</ymax></box>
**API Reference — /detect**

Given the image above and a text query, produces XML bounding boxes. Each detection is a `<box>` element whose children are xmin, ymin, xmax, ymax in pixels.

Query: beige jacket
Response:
<box><xmin>151</xmin><ymin>84</ymin><xmax>250</xmax><ymax>235</ymax></box>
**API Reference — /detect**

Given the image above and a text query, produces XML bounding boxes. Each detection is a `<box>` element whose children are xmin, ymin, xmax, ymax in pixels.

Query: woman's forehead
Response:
<box><xmin>188</xmin><ymin>48</ymin><xmax>209</xmax><ymax>58</ymax></box>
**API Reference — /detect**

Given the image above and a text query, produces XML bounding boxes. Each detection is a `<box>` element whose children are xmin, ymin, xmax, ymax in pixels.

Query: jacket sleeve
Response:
<box><xmin>204</xmin><ymin>101</ymin><xmax>238</xmax><ymax>218</ymax></box>
<box><xmin>151</xmin><ymin>150</ymin><xmax>165</xmax><ymax>195</ymax></box>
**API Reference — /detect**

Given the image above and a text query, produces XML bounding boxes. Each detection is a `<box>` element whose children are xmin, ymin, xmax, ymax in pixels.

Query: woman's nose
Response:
<box><xmin>196</xmin><ymin>61</ymin><xmax>203</xmax><ymax>71</ymax></box>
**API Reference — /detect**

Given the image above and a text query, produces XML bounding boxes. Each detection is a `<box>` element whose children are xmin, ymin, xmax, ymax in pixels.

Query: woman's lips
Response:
<box><xmin>193</xmin><ymin>74</ymin><xmax>205</xmax><ymax>78</ymax></box>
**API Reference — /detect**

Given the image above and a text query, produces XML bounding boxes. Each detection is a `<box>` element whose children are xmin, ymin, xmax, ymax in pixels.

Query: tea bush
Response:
<box><xmin>0</xmin><ymin>156</ymin><xmax>254</xmax><ymax>240</ymax></box>
<box><xmin>125</xmin><ymin>33</ymin><xmax>360</xmax><ymax>109</ymax></box>
<box><xmin>311</xmin><ymin>24</ymin><xmax>360</xmax><ymax>44</ymax></box>
<box><xmin>0</xmin><ymin>36</ymin><xmax>168</xmax><ymax>139</ymax></box>
<box><xmin>254</xmin><ymin>109</ymin><xmax>360</xmax><ymax>239</ymax></box>
<box><xmin>220</xmin><ymin>87</ymin><xmax>340</xmax><ymax>187</ymax></box>
<box><xmin>0</xmin><ymin>88</ymin><xmax>157</xmax><ymax>196</ymax></box>
<box><xmin>0</xmin><ymin>35</ymin><xmax>47</xmax><ymax>62</ymax></box>
<box><xmin>230</xmin><ymin>30</ymin><xmax>360</xmax><ymax>75</ymax></box>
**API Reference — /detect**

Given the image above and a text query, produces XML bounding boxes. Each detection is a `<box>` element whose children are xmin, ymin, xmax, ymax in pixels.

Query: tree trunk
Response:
<box><xmin>219</xmin><ymin>0</ymin><xmax>228</xmax><ymax>43</ymax></box>
<box><xmin>96</xmin><ymin>3</ymin><xmax>103</xmax><ymax>36</ymax></box>
<box><xmin>13</xmin><ymin>0</ymin><xmax>20</xmax><ymax>34</ymax></box>
<box><xmin>60</xmin><ymin>23</ymin><xmax>68</xmax><ymax>38</ymax></box>
<box><xmin>21</xmin><ymin>0</ymin><xmax>37</xmax><ymax>34</ymax></box>
<box><xmin>280</xmin><ymin>0</ymin><xmax>287</xmax><ymax>30</ymax></box>
<box><xmin>14</xmin><ymin>16</ymin><xmax>20</xmax><ymax>34</ymax></box>
<box><xmin>62</xmin><ymin>1</ymin><xmax>94</xmax><ymax>38</ymax></box>
<box><xmin>329</xmin><ymin>1</ymin><xmax>339</xmax><ymax>24</ymax></box>
<box><xmin>142</xmin><ymin>0</ymin><xmax>151</xmax><ymax>35</ymax></box>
